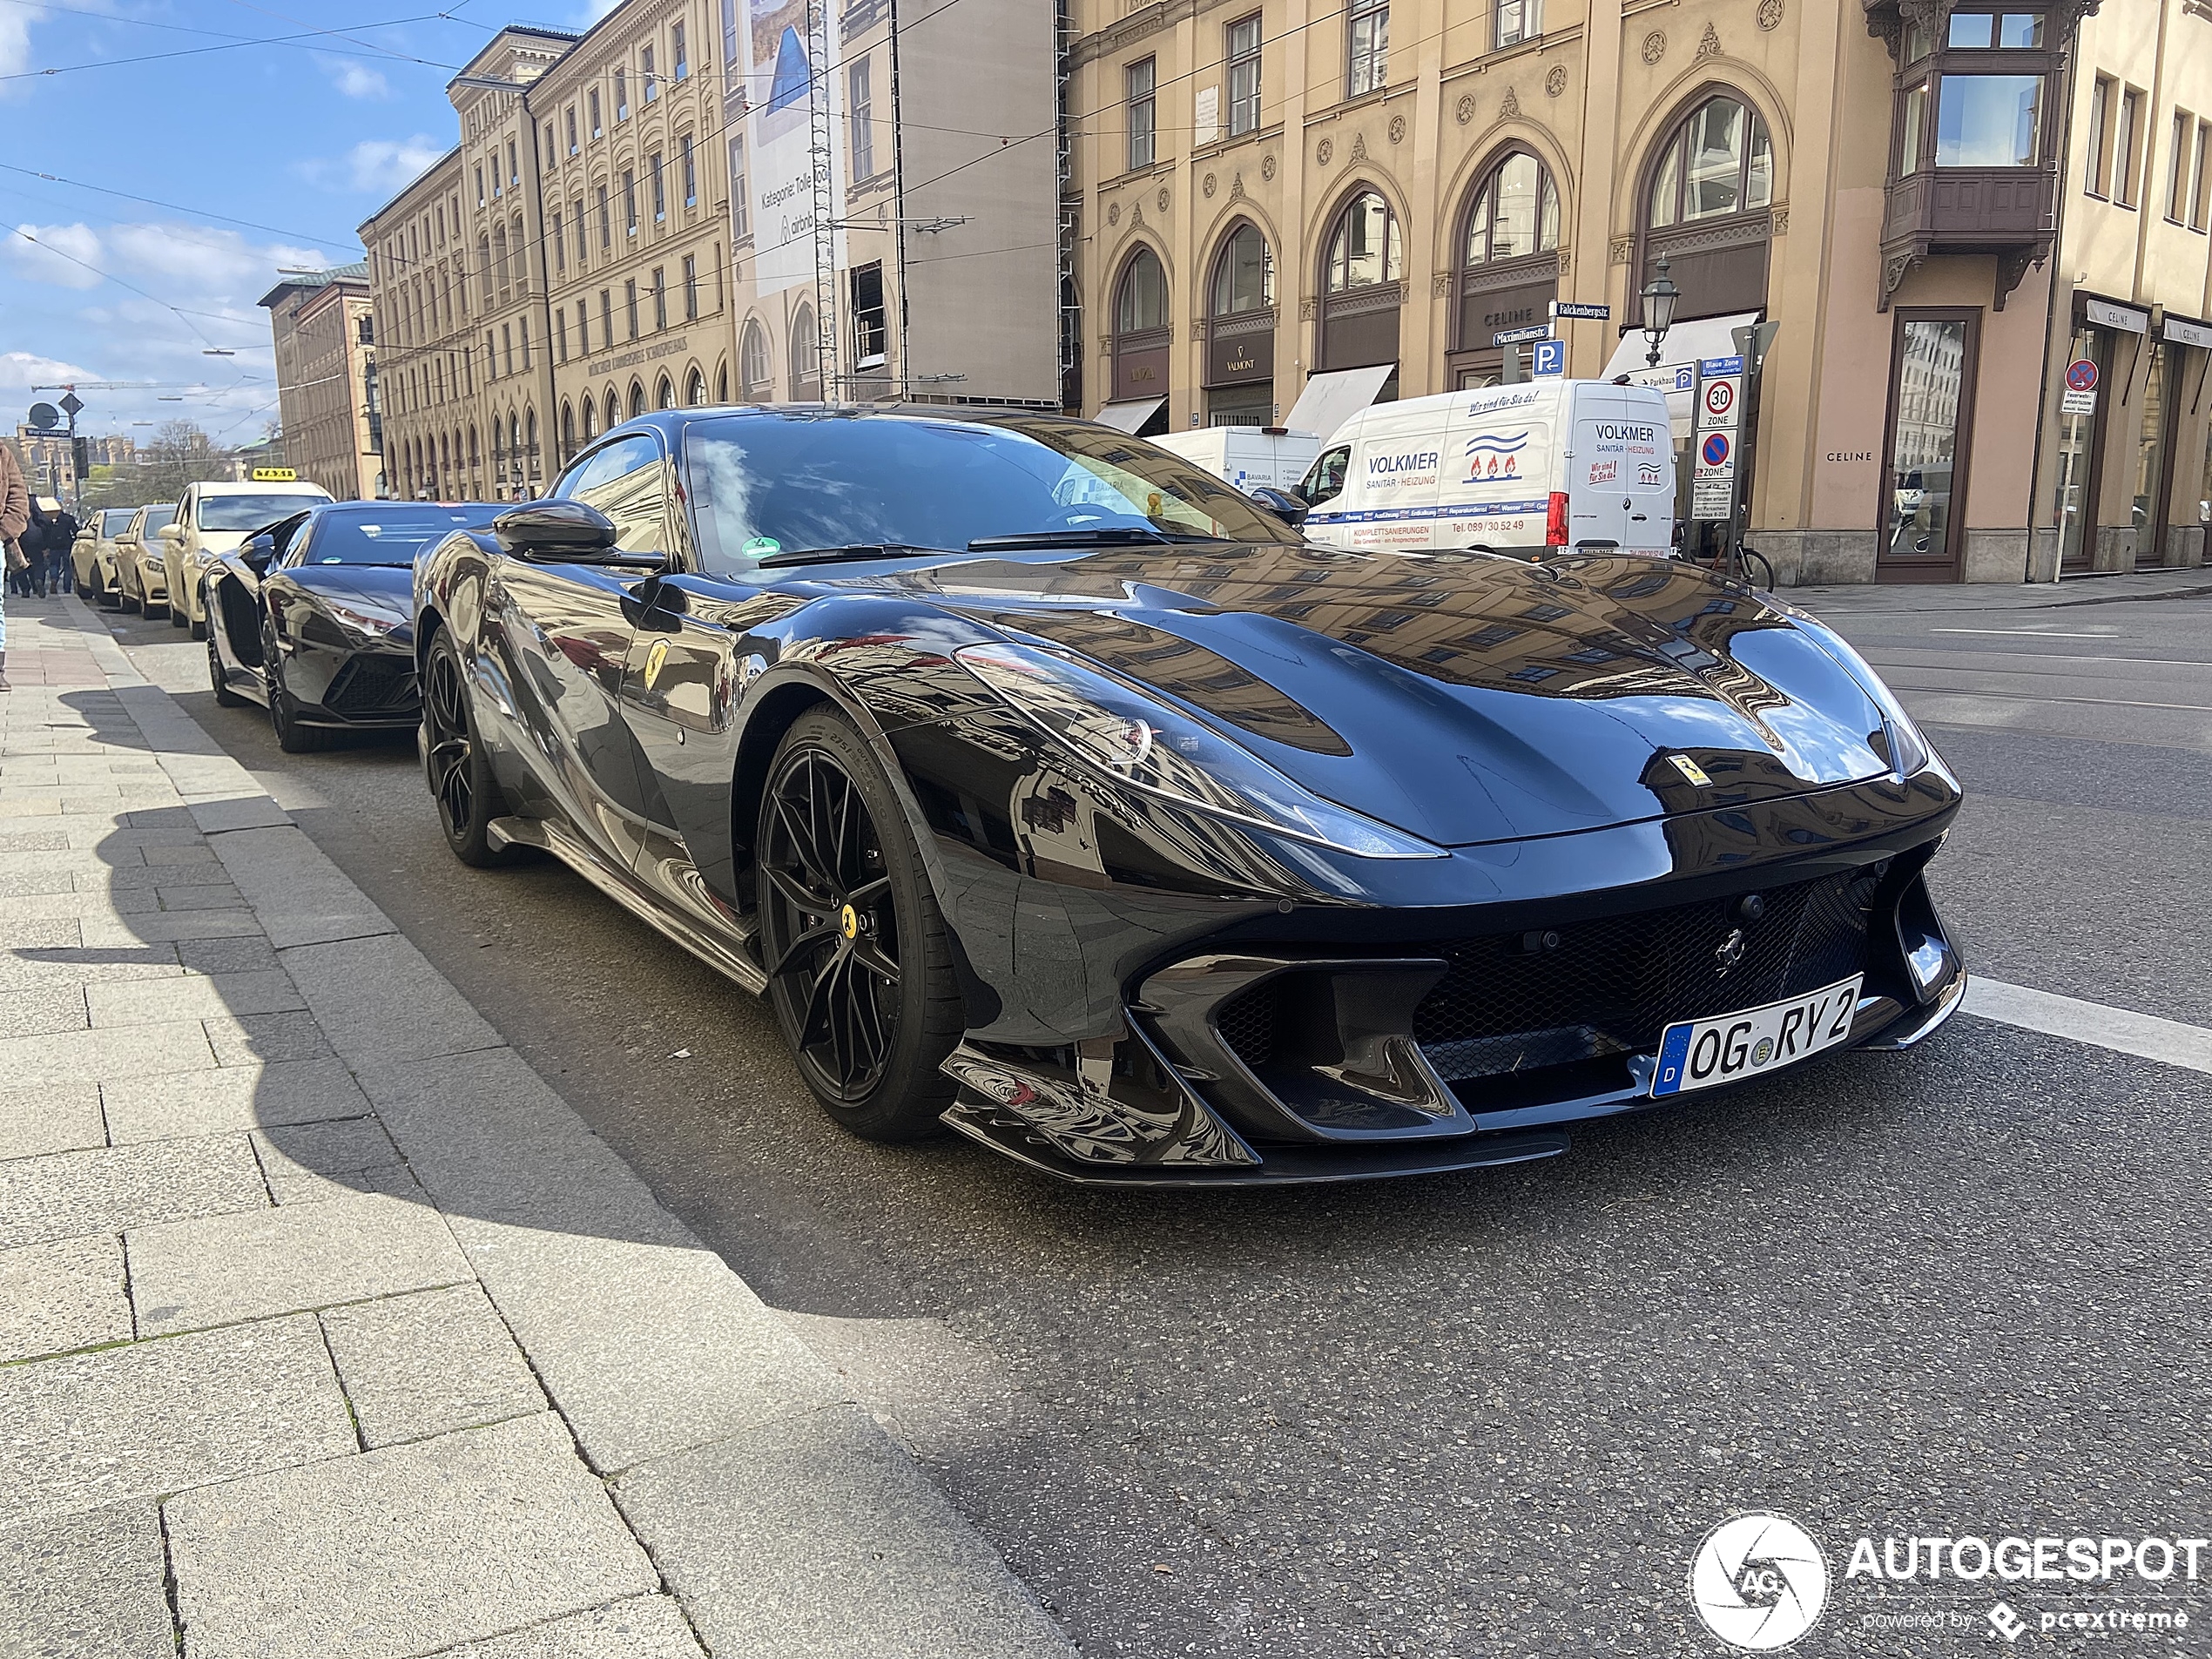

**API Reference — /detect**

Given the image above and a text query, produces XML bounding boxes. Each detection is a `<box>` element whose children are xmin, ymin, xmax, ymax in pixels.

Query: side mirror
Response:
<box><xmin>492</xmin><ymin>500</ymin><xmax>662</xmax><ymax>567</ymax></box>
<box><xmin>1246</xmin><ymin>486</ymin><xmax>1309</xmax><ymax>529</ymax></box>
<box><xmin>158</xmin><ymin>523</ymin><xmax>185</xmax><ymax>543</ymax></box>
<box><xmin>241</xmin><ymin>534</ymin><xmax>276</xmax><ymax>570</ymax></box>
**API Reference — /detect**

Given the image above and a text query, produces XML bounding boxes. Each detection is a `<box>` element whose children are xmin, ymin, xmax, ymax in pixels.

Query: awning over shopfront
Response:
<box><xmin>1284</xmin><ymin>364</ymin><xmax>1396</xmax><ymax>444</ymax></box>
<box><xmin>1093</xmin><ymin>398</ymin><xmax>1166</xmax><ymax>435</ymax></box>
<box><xmin>1601</xmin><ymin>312</ymin><xmax>1764</xmax><ymax>437</ymax></box>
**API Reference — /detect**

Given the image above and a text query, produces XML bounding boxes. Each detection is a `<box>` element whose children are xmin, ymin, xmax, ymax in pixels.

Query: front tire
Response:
<box><xmin>756</xmin><ymin>707</ymin><xmax>961</xmax><ymax>1141</ymax></box>
<box><xmin>421</xmin><ymin>629</ymin><xmax>523</xmax><ymax>867</ymax></box>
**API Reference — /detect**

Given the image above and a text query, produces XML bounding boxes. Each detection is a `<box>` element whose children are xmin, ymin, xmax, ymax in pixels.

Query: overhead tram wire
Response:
<box><xmin>0</xmin><ymin>6</ymin><xmax>465</xmax><ymax>83</ymax></box>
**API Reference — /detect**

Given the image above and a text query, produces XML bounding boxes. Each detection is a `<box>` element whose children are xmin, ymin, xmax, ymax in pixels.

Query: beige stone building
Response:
<box><xmin>360</xmin><ymin>2</ymin><xmax>1060</xmax><ymax>506</ymax></box>
<box><xmin>260</xmin><ymin>262</ymin><xmax>381</xmax><ymax>501</ymax></box>
<box><xmin>1069</xmin><ymin>0</ymin><xmax>2212</xmax><ymax>582</ymax></box>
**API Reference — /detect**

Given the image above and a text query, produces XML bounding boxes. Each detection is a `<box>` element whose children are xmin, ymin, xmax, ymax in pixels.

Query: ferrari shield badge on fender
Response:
<box><xmin>1668</xmin><ymin>753</ymin><xmax>1712</xmax><ymax>787</ymax></box>
<box><xmin>644</xmin><ymin>637</ymin><xmax>671</xmax><ymax>691</ymax></box>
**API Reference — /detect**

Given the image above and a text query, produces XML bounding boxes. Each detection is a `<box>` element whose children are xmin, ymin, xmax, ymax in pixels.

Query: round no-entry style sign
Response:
<box><xmin>1701</xmin><ymin>431</ymin><xmax>1732</xmax><ymax>469</ymax></box>
<box><xmin>1703</xmin><ymin>379</ymin><xmax>1737</xmax><ymax>420</ymax></box>
<box><xmin>2066</xmin><ymin>358</ymin><xmax>2099</xmax><ymax>393</ymax></box>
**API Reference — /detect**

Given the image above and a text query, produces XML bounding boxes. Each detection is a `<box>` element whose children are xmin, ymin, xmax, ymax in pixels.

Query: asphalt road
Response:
<box><xmin>98</xmin><ymin>579</ymin><xmax>2211</xmax><ymax>1657</ymax></box>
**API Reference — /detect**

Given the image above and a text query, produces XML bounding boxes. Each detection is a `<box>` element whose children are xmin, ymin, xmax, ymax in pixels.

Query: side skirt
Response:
<box><xmin>486</xmin><ymin>814</ymin><xmax>768</xmax><ymax>997</ymax></box>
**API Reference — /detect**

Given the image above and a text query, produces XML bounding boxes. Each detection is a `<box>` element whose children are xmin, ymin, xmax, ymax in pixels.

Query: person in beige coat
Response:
<box><xmin>0</xmin><ymin>439</ymin><xmax>28</xmax><ymax>691</ymax></box>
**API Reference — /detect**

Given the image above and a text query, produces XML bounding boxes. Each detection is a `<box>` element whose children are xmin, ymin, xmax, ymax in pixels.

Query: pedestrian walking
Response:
<box><xmin>20</xmin><ymin>498</ymin><xmax>52</xmax><ymax>598</ymax></box>
<box><xmin>43</xmin><ymin>499</ymin><xmax>79</xmax><ymax>597</ymax></box>
<box><xmin>0</xmin><ymin>439</ymin><xmax>26</xmax><ymax>691</ymax></box>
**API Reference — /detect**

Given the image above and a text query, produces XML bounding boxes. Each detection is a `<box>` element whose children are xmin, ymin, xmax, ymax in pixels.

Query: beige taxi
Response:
<box><xmin>114</xmin><ymin>502</ymin><xmax>179</xmax><ymax>617</ymax></box>
<box><xmin>161</xmin><ymin>475</ymin><xmax>333</xmax><ymax>640</ymax></box>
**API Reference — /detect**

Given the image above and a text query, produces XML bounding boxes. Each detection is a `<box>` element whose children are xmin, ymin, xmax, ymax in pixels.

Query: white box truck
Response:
<box><xmin>1296</xmin><ymin>380</ymin><xmax>1675</xmax><ymax>557</ymax></box>
<box><xmin>1147</xmin><ymin>427</ymin><xmax>1323</xmax><ymax>496</ymax></box>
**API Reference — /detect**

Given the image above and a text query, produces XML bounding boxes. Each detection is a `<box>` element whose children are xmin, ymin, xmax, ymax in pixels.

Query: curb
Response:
<box><xmin>58</xmin><ymin>595</ymin><xmax>1075</xmax><ymax>1658</ymax></box>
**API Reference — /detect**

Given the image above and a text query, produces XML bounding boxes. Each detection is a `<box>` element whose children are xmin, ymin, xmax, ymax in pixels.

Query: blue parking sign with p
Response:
<box><xmin>1532</xmin><ymin>339</ymin><xmax>1566</xmax><ymax>377</ymax></box>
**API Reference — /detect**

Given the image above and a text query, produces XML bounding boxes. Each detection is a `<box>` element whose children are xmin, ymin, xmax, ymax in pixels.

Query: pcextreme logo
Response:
<box><xmin>1689</xmin><ymin>1512</ymin><xmax>1831</xmax><ymax>1651</ymax></box>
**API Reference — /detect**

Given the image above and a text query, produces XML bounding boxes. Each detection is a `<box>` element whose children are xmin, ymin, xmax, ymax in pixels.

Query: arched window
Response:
<box><xmin>1325</xmin><ymin>191</ymin><xmax>1401</xmax><ymax>294</ymax></box>
<box><xmin>1638</xmin><ymin>94</ymin><xmax>1776</xmax><ymax>322</ymax></box>
<box><xmin>492</xmin><ymin>225</ymin><xmax>510</xmax><ymax>297</ymax></box>
<box><xmin>1108</xmin><ymin>247</ymin><xmax>1171</xmax><ymax>427</ymax></box>
<box><xmin>604</xmin><ymin>389</ymin><xmax>619</xmax><ymax>430</ymax></box>
<box><xmin>560</xmin><ymin>401</ymin><xmax>575</xmax><ymax>461</ymax></box>
<box><xmin>685</xmin><ymin>367</ymin><xmax>706</xmax><ymax>406</ymax></box>
<box><xmin>1115</xmin><ymin>247</ymin><xmax>1169</xmax><ymax>334</ymax></box>
<box><xmin>1465</xmin><ymin>152</ymin><xmax>1560</xmax><ymax>266</ymax></box>
<box><xmin>1204</xmin><ymin>223</ymin><xmax>1276</xmax><ymax>428</ymax></box>
<box><xmin>629</xmin><ymin>380</ymin><xmax>646</xmax><ymax>417</ymax></box>
<box><xmin>468</xmin><ymin>425</ymin><xmax>480</xmax><ymax>467</ymax></box>
<box><xmin>525</xmin><ymin>408</ymin><xmax>539</xmax><ymax>476</ymax></box>
<box><xmin>741</xmin><ymin>319</ymin><xmax>772</xmax><ymax>398</ymax></box>
<box><xmin>1648</xmin><ymin>96</ymin><xmax>1773</xmax><ymax>227</ymax></box>
<box><xmin>655</xmin><ymin>374</ymin><xmax>674</xmax><ymax>410</ymax></box>
<box><xmin>582</xmin><ymin>397</ymin><xmax>597</xmax><ymax>441</ymax></box>
<box><xmin>1210</xmin><ymin>223</ymin><xmax>1274</xmax><ymax>317</ymax></box>
<box><xmin>716</xmin><ymin>361</ymin><xmax>730</xmax><ymax>402</ymax></box>
<box><xmin>790</xmin><ymin>303</ymin><xmax>821</xmax><ymax>399</ymax></box>
<box><xmin>1318</xmin><ymin>190</ymin><xmax>1403</xmax><ymax>381</ymax></box>
<box><xmin>1451</xmin><ymin>151</ymin><xmax>1564</xmax><ymax>382</ymax></box>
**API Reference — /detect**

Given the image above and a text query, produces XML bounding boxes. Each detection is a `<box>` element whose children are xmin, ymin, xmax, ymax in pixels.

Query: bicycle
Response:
<box><xmin>1676</xmin><ymin>532</ymin><xmax>1775</xmax><ymax>591</ymax></box>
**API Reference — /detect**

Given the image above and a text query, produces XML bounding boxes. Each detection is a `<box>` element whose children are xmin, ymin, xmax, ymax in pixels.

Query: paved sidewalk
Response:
<box><xmin>0</xmin><ymin>595</ymin><xmax>1073</xmax><ymax>1659</ymax></box>
<box><xmin>1792</xmin><ymin>564</ymin><xmax>2212</xmax><ymax>616</ymax></box>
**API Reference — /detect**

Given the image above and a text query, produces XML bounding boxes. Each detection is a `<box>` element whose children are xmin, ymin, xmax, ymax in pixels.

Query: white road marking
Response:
<box><xmin>1929</xmin><ymin>627</ymin><xmax>2121</xmax><ymax>637</ymax></box>
<box><xmin>1962</xmin><ymin>977</ymin><xmax>2212</xmax><ymax>1076</ymax></box>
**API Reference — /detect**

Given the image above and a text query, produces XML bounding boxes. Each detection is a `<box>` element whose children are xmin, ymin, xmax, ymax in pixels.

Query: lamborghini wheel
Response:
<box><xmin>756</xmin><ymin>707</ymin><xmax>961</xmax><ymax>1141</ymax></box>
<box><xmin>422</xmin><ymin>630</ymin><xmax>522</xmax><ymax>867</ymax></box>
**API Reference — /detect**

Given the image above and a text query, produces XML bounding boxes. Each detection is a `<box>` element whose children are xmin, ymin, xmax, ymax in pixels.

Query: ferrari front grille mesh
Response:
<box><xmin>1206</xmin><ymin>871</ymin><xmax>1879</xmax><ymax>1084</ymax></box>
<box><xmin>1411</xmin><ymin>871</ymin><xmax>1878</xmax><ymax>1079</ymax></box>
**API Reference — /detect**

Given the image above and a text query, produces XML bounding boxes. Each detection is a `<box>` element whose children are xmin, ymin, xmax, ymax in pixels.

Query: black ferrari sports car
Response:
<box><xmin>205</xmin><ymin>501</ymin><xmax>502</xmax><ymax>752</ymax></box>
<box><xmin>414</xmin><ymin>407</ymin><xmax>1966</xmax><ymax>1185</ymax></box>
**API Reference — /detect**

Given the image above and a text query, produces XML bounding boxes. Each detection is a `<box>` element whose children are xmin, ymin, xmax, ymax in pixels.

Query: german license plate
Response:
<box><xmin>1650</xmin><ymin>975</ymin><xmax>1864</xmax><ymax>1097</ymax></box>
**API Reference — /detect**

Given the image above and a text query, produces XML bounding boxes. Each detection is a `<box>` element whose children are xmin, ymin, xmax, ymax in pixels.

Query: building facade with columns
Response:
<box><xmin>1069</xmin><ymin>0</ymin><xmax>2212</xmax><ymax>581</ymax></box>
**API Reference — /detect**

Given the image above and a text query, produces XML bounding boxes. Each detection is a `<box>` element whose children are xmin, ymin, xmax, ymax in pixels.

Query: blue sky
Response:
<box><xmin>0</xmin><ymin>0</ymin><xmax>615</xmax><ymax>446</ymax></box>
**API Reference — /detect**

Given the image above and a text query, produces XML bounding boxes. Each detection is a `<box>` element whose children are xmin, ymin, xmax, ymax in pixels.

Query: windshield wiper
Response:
<box><xmin>755</xmin><ymin>543</ymin><xmax>958</xmax><ymax>569</ymax></box>
<box><xmin>967</xmin><ymin>527</ymin><xmax>1226</xmax><ymax>551</ymax></box>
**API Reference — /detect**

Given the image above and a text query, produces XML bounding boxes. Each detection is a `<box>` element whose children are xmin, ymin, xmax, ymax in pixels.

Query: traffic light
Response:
<box><xmin>72</xmin><ymin>437</ymin><xmax>89</xmax><ymax>479</ymax></box>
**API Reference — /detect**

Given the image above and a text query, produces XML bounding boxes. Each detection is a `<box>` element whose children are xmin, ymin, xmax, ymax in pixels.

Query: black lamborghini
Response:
<box><xmin>413</xmin><ymin>407</ymin><xmax>1966</xmax><ymax>1185</ymax></box>
<box><xmin>204</xmin><ymin>501</ymin><xmax>502</xmax><ymax>752</ymax></box>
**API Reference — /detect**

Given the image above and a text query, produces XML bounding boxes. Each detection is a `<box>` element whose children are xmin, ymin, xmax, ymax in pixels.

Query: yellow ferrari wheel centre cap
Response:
<box><xmin>840</xmin><ymin>903</ymin><xmax>859</xmax><ymax>941</ymax></box>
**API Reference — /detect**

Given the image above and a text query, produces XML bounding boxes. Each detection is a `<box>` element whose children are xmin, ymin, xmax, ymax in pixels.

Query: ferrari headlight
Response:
<box><xmin>1796</xmin><ymin>617</ymin><xmax>1935</xmax><ymax>777</ymax></box>
<box><xmin>324</xmin><ymin>601</ymin><xmax>404</xmax><ymax>637</ymax></box>
<box><xmin>954</xmin><ymin>641</ymin><xmax>1444</xmax><ymax>860</ymax></box>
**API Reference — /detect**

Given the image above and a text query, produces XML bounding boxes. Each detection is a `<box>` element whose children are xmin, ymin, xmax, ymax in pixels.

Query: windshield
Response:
<box><xmin>101</xmin><ymin>509</ymin><xmax>136</xmax><ymax>535</ymax></box>
<box><xmin>198</xmin><ymin>493</ymin><xmax>326</xmax><ymax>531</ymax></box>
<box><xmin>138</xmin><ymin>503</ymin><xmax>177</xmax><ymax>536</ymax></box>
<box><xmin>300</xmin><ymin>508</ymin><xmax>495</xmax><ymax>565</ymax></box>
<box><xmin>684</xmin><ymin>411</ymin><xmax>1299</xmax><ymax>573</ymax></box>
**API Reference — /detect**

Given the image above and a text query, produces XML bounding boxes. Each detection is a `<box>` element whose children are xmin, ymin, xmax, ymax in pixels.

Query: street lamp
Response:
<box><xmin>1640</xmin><ymin>255</ymin><xmax>1679</xmax><ymax>369</ymax></box>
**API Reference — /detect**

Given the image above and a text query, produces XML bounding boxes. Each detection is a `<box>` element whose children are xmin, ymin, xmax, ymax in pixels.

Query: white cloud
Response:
<box><xmin>318</xmin><ymin>54</ymin><xmax>392</xmax><ymax>100</ymax></box>
<box><xmin>0</xmin><ymin>349</ymin><xmax>98</xmax><ymax>392</ymax></box>
<box><xmin>2</xmin><ymin>223</ymin><xmax>105</xmax><ymax>290</ymax></box>
<box><xmin>296</xmin><ymin>135</ymin><xmax>446</xmax><ymax>199</ymax></box>
<box><xmin>0</xmin><ymin>7</ymin><xmax>42</xmax><ymax>83</ymax></box>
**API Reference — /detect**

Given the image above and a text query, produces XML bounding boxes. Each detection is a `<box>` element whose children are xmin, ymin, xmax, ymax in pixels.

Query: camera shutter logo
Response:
<box><xmin>1689</xmin><ymin>1512</ymin><xmax>1831</xmax><ymax>1651</ymax></box>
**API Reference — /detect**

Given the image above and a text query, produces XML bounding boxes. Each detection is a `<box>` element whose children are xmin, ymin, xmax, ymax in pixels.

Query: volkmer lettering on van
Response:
<box><xmin>1367</xmin><ymin>451</ymin><xmax>1440</xmax><ymax>475</ymax></box>
<box><xmin>1593</xmin><ymin>423</ymin><xmax>1658</xmax><ymax>442</ymax></box>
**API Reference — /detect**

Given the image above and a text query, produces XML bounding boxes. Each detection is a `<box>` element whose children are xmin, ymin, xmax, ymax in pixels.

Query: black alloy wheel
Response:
<box><xmin>261</xmin><ymin>625</ymin><xmax>334</xmax><ymax>752</ymax></box>
<box><xmin>422</xmin><ymin>629</ymin><xmax>522</xmax><ymax>867</ymax></box>
<box><xmin>207</xmin><ymin>625</ymin><xmax>246</xmax><ymax>707</ymax></box>
<box><xmin>757</xmin><ymin>708</ymin><xmax>960</xmax><ymax>1140</ymax></box>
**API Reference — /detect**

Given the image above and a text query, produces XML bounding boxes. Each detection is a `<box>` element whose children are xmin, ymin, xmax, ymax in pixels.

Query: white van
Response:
<box><xmin>1296</xmin><ymin>380</ymin><xmax>1675</xmax><ymax>557</ymax></box>
<box><xmin>1148</xmin><ymin>426</ymin><xmax>1322</xmax><ymax>496</ymax></box>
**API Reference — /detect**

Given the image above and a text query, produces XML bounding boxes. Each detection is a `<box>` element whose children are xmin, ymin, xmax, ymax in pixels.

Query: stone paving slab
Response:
<box><xmin>126</xmin><ymin>1192</ymin><xmax>473</xmax><ymax>1336</ymax></box>
<box><xmin>0</xmin><ymin>1316</ymin><xmax>355</xmax><ymax>1526</ymax></box>
<box><xmin>100</xmin><ymin>1056</ymin><xmax>372</xmax><ymax>1143</ymax></box>
<box><xmin>318</xmin><ymin>1284</ymin><xmax>546</xmax><ymax>1449</ymax></box>
<box><xmin>0</xmin><ymin>981</ymin><xmax>88</xmax><ymax>1038</ymax></box>
<box><xmin>0</xmin><ymin>1502</ymin><xmax>176</xmax><ymax>1659</ymax></box>
<box><xmin>165</xmin><ymin>1413</ymin><xmax>659</xmax><ymax>1659</ymax></box>
<box><xmin>282</xmin><ymin>932</ymin><xmax>503</xmax><ymax>1068</ymax></box>
<box><xmin>0</xmin><ymin>1136</ymin><xmax>267</xmax><ymax>1250</ymax></box>
<box><xmin>0</xmin><ymin>1235</ymin><xmax>131</xmax><ymax>1363</ymax></box>
<box><xmin>614</xmin><ymin>1406</ymin><xmax>1075</xmax><ymax>1659</ymax></box>
<box><xmin>0</xmin><ymin>1082</ymin><xmax>105</xmax><ymax>1160</ymax></box>
<box><xmin>206</xmin><ymin>824</ymin><xmax>395</xmax><ymax>948</ymax></box>
<box><xmin>85</xmin><ymin>968</ymin><xmax>303</xmax><ymax>1028</ymax></box>
<box><xmin>421</xmin><ymin>1596</ymin><xmax>705</xmax><ymax>1659</ymax></box>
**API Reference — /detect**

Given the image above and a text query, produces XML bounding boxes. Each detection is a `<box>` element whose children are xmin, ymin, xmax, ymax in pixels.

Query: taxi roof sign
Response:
<box><xmin>249</xmin><ymin>467</ymin><xmax>298</xmax><ymax>482</ymax></box>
